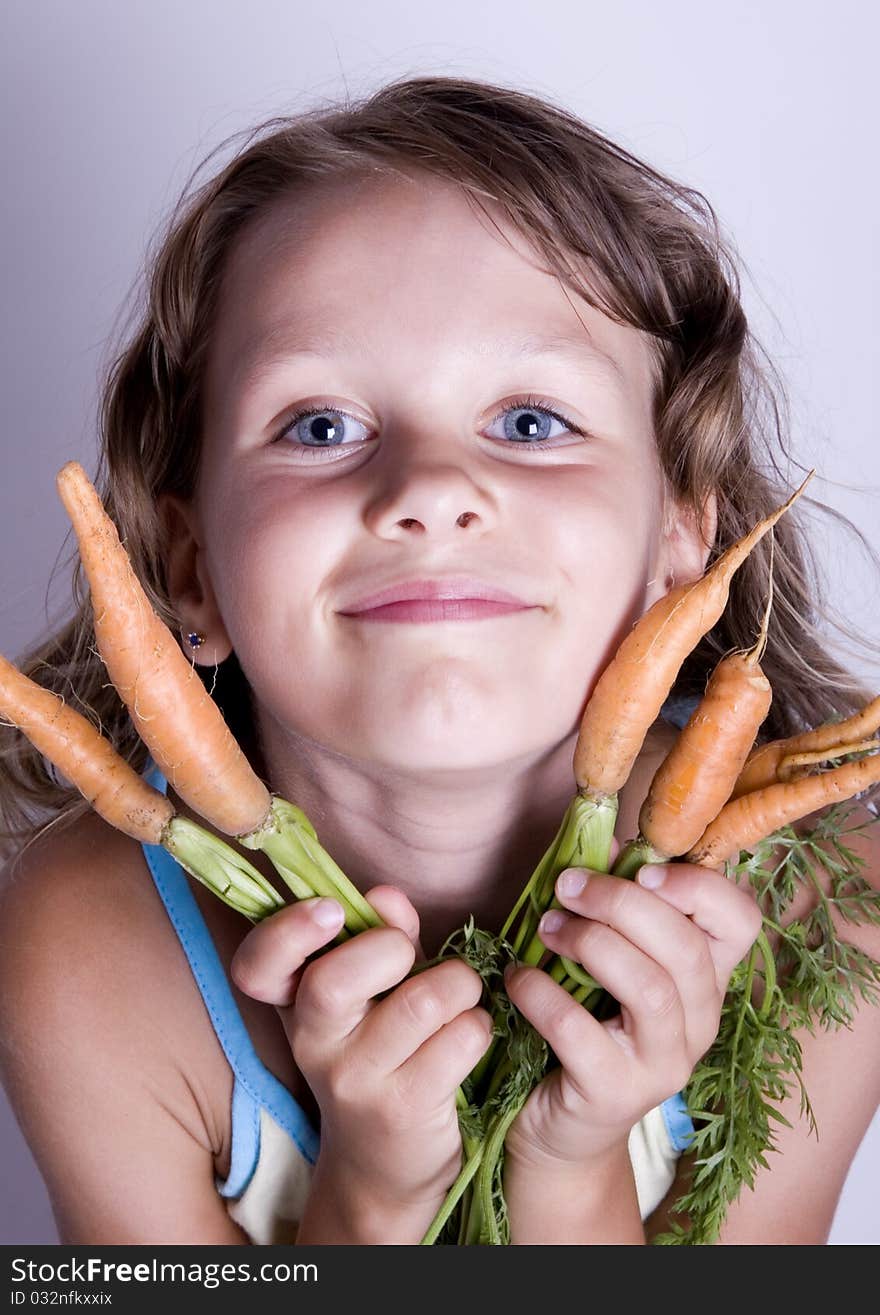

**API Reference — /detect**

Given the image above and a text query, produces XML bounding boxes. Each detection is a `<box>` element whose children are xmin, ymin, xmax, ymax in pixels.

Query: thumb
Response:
<box><xmin>364</xmin><ymin>884</ymin><xmax>426</xmax><ymax>961</ymax></box>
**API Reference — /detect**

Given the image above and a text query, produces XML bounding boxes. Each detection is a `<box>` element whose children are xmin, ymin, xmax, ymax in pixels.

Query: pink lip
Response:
<box><xmin>339</xmin><ymin>577</ymin><xmax>536</xmax><ymax>614</ymax></box>
<box><xmin>342</xmin><ymin>598</ymin><xmax>536</xmax><ymax>623</ymax></box>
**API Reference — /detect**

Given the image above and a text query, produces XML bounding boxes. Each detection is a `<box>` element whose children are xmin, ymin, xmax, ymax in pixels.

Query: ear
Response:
<box><xmin>157</xmin><ymin>492</ymin><xmax>233</xmax><ymax>666</ymax></box>
<box><xmin>659</xmin><ymin>487</ymin><xmax>718</xmax><ymax>590</ymax></box>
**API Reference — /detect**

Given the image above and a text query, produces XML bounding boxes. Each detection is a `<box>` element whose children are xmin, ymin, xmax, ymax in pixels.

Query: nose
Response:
<box><xmin>362</xmin><ymin>452</ymin><xmax>496</xmax><ymax>539</ymax></box>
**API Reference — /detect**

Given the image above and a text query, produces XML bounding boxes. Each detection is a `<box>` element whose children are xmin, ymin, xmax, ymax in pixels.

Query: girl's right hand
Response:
<box><xmin>230</xmin><ymin>888</ymin><xmax>493</xmax><ymax>1235</ymax></box>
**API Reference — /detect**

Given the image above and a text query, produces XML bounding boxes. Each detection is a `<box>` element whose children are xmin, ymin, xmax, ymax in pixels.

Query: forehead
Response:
<box><xmin>205</xmin><ymin>170</ymin><xmax>657</xmax><ymax>400</ymax></box>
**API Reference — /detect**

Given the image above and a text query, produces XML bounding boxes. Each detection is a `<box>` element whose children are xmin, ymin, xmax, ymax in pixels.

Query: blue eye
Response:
<box><xmin>271</xmin><ymin>403</ymin><xmax>369</xmax><ymax>452</ymax></box>
<box><xmin>484</xmin><ymin>395</ymin><xmax>584</xmax><ymax>445</ymax></box>
<box><xmin>270</xmin><ymin>393</ymin><xmax>586</xmax><ymax>456</ymax></box>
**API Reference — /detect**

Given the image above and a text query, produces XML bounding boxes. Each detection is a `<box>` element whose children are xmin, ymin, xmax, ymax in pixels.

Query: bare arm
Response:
<box><xmin>0</xmin><ymin>824</ymin><xmax>250</xmax><ymax>1245</ymax></box>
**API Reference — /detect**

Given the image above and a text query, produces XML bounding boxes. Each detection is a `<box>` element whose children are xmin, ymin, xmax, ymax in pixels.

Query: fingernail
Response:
<box><xmin>503</xmin><ymin>962</ymin><xmax>522</xmax><ymax>987</ymax></box>
<box><xmin>539</xmin><ymin>909</ymin><xmax>567</xmax><ymax>935</ymax></box>
<box><xmin>638</xmin><ymin>865</ymin><xmax>666</xmax><ymax>889</ymax></box>
<box><xmin>557</xmin><ymin>869</ymin><xmax>587</xmax><ymax>897</ymax></box>
<box><xmin>309</xmin><ymin>897</ymin><xmax>345</xmax><ymax>928</ymax></box>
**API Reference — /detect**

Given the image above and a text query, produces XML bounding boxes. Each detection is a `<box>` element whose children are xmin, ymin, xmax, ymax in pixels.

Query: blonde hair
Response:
<box><xmin>2</xmin><ymin>74</ymin><xmax>878</xmax><ymax>858</ymax></box>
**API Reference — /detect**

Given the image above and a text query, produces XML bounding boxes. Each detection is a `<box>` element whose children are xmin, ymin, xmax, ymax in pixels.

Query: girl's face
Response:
<box><xmin>166</xmin><ymin>172</ymin><xmax>710</xmax><ymax>781</ymax></box>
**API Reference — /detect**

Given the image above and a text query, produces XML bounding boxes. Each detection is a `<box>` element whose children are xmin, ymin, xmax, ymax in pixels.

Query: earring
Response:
<box><xmin>185</xmin><ymin>631</ymin><xmax>206</xmax><ymax>650</ymax></box>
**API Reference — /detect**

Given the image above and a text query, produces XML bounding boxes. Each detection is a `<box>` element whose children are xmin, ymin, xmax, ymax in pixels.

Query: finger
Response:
<box><xmin>354</xmin><ymin>958</ymin><xmax>486</xmax><ymax>1075</ymax></box>
<box><xmin>393</xmin><ymin>1006</ymin><xmax>495</xmax><ymax>1110</ymax></box>
<box><xmin>553</xmin><ymin>868</ymin><xmax>720</xmax><ymax>1021</ymax></box>
<box><xmin>635</xmin><ymin>862</ymin><xmax>764</xmax><ymax>988</ymax></box>
<box><xmin>536</xmin><ymin>910</ymin><xmax>690</xmax><ymax>1065</ymax></box>
<box><xmin>504</xmin><ymin>964</ymin><xmax>627</xmax><ymax>1098</ymax></box>
<box><xmin>364</xmin><ymin>884</ymin><xmax>426</xmax><ymax>961</ymax></box>
<box><xmin>291</xmin><ymin>925</ymin><xmax>416</xmax><ymax>1055</ymax></box>
<box><xmin>230</xmin><ymin>896</ymin><xmax>346</xmax><ymax>1006</ymax></box>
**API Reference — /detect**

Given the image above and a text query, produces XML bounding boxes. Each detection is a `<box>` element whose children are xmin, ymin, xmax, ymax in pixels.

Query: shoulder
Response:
<box><xmin>0</xmin><ymin>810</ymin><xmax>245</xmax><ymax>1242</ymax></box>
<box><xmin>0</xmin><ymin>808</ymin><xmax>229</xmax><ymax>1078</ymax></box>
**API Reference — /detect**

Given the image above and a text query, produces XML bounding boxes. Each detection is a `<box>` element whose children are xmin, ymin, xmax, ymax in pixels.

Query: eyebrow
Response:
<box><xmin>235</xmin><ymin>327</ymin><xmax>626</xmax><ymax>389</ymax></box>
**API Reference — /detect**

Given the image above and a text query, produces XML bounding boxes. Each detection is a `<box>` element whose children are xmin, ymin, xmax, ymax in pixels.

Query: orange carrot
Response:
<box><xmin>0</xmin><ymin>650</ymin><xmax>286</xmax><ymax>918</ymax></box>
<box><xmin>55</xmin><ymin>461</ymin><xmax>272</xmax><ymax>838</ymax></box>
<box><xmin>637</xmin><ymin>658</ymin><xmax>772</xmax><ymax>862</ymax></box>
<box><xmin>0</xmin><ymin>650</ymin><xmax>175</xmax><ymax>845</ymax></box>
<box><xmin>686</xmin><ymin>752</ymin><xmax>880</xmax><ymax>869</ymax></box>
<box><xmin>573</xmin><ymin>472</ymin><xmax>812</xmax><ymax>798</ymax></box>
<box><xmin>778</xmin><ymin>738</ymin><xmax>880</xmax><ymax>781</ymax></box>
<box><xmin>731</xmin><ymin>694</ymin><xmax>880</xmax><ymax>799</ymax></box>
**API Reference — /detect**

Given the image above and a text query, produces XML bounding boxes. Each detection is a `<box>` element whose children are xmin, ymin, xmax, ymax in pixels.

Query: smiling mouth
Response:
<box><xmin>339</xmin><ymin>598</ymin><xmax>540</xmax><ymax>623</ymax></box>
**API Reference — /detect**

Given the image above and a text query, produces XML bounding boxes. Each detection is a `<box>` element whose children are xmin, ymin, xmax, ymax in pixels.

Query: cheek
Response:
<box><xmin>545</xmin><ymin>469</ymin><xmax>659</xmax><ymax>598</ymax></box>
<box><xmin>203</xmin><ymin>486</ymin><xmax>332</xmax><ymax>643</ymax></box>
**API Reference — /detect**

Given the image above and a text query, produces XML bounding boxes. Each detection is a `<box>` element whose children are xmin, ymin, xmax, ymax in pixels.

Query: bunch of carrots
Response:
<box><xmin>2</xmin><ymin>462</ymin><xmax>879</xmax><ymax>1245</ymax></box>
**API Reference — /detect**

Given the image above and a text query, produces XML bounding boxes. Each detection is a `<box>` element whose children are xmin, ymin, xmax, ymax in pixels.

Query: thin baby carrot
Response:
<box><xmin>731</xmin><ymin>694</ymin><xmax>880</xmax><ymax>799</ymax></box>
<box><xmin>0</xmin><ymin>650</ymin><xmax>174</xmax><ymax>846</ymax></box>
<box><xmin>778</xmin><ymin>738</ymin><xmax>880</xmax><ymax>780</ymax></box>
<box><xmin>614</xmin><ymin>618</ymin><xmax>773</xmax><ymax>876</ymax></box>
<box><xmin>55</xmin><ymin>461</ymin><xmax>273</xmax><ymax>838</ymax></box>
<box><xmin>686</xmin><ymin>751</ymin><xmax>880</xmax><ymax>868</ymax></box>
<box><xmin>0</xmin><ymin>651</ymin><xmax>285</xmax><ymax>920</ymax></box>
<box><xmin>573</xmin><ymin>472</ymin><xmax>812</xmax><ymax>799</ymax></box>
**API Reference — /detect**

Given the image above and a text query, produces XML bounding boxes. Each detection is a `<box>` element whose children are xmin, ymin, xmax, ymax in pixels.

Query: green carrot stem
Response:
<box><xmin>558</xmin><ymin>955</ymin><xmax>602</xmax><ymax>992</ymax></box>
<box><xmin>755</xmin><ymin>928</ymin><xmax>777</xmax><ymax>1018</ymax></box>
<box><xmin>476</xmin><ymin>1098</ymin><xmax>529</xmax><ymax>1245</ymax></box>
<box><xmin>612</xmin><ymin>835</ymin><xmax>666</xmax><ymax>879</ymax></box>
<box><xmin>241</xmin><ymin>796</ymin><xmax>383</xmax><ymax>932</ymax></box>
<box><xmin>164</xmin><ymin>816</ymin><xmax>286</xmax><ymax>919</ymax></box>
<box><xmin>518</xmin><ymin>795</ymin><xmax>618</xmax><ymax>966</ymax></box>
<box><xmin>420</xmin><ymin>1144</ymin><xmax>486</xmax><ymax>1245</ymax></box>
<box><xmin>549</xmin><ymin>956</ymin><xmax>568</xmax><ymax>984</ymax></box>
<box><xmin>573</xmin><ymin>984</ymin><xmax>604</xmax><ymax>1010</ymax></box>
<box><xmin>470</xmin><ymin>794</ymin><xmax>618</xmax><ymax>1097</ymax></box>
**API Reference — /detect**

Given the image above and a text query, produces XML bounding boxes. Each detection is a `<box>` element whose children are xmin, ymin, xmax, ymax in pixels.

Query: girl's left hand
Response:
<box><xmin>502</xmin><ymin>856</ymin><xmax>763</xmax><ymax>1175</ymax></box>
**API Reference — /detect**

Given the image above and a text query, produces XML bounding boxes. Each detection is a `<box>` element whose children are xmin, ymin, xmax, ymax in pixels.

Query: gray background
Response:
<box><xmin>2</xmin><ymin>0</ymin><xmax>878</xmax><ymax>1243</ymax></box>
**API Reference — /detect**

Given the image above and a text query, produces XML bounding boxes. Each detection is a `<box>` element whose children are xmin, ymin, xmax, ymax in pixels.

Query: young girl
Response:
<box><xmin>1</xmin><ymin>75</ymin><xmax>879</xmax><ymax>1246</ymax></box>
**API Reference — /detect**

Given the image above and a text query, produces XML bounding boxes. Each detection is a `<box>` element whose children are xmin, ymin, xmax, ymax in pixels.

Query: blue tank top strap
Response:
<box><xmin>138</xmin><ymin>759</ymin><xmax>319</xmax><ymax>1196</ymax></box>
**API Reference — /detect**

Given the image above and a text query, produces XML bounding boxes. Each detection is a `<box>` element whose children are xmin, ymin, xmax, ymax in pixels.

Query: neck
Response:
<box><xmin>176</xmin><ymin>717</ymin><xmax>675</xmax><ymax>959</ymax></box>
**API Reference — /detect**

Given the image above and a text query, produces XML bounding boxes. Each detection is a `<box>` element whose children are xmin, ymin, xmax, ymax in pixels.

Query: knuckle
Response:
<box><xmin>297</xmin><ymin>959</ymin><xmax>349</xmax><ymax>1018</ymax></box>
<box><xmin>639</xmin><ymin>969</ymin><xmax>679</xmax><ymax>1020</ymax></box>
<box><xmin>376</xmin><ymin>925</ymin><xmax>418</xmax><ymax>966</ymax></box>
<box><xmin>445</xmin><ymin>958</ymin><xmax>486</xmax><ymax>1005</ymax></box>
<box><xmin>324</xmin><ymin>1062</ymin><xmax>361</xmax><ymax>1112</ymax></box>
<box><xmin>399</xmin><ymin>978</ymin><xmax>444</xmax><ymax>1027</ymax></box>
<box><xmin>459</xmin><ymin>1006</ymin><xmax>494</xmax><ymax>1052</ymax></box>
<box><xmin>677</xmin><ymin>931</ymin><xmax>713</xmax><ymax>979</ymax></box>
<box><xmin>544</xmin><ymin>994</ymin><xmax>583</xmax><ymax>1050</ymax></box>
<box><xmin>390</xmin><ymin>1067</ymin><xmax>431</xmax><ymax>1123</ymax></box>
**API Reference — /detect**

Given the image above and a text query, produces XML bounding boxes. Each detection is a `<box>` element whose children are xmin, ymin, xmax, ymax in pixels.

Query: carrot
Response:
<box><xmin>686</xmin><ymin>751</ymin><xmax>880</xmax><ymax>868</ymax></box>
<box><xmin>55</xmin><ymin>461</ymin><xmax>273</xmax><ymax>838</ymax></box>
<box><xmin>778</xmin><ymin>738</ymin><xmax>880</xmax><ymax>780</ymax></box>
<box><xmin>0</xmin><ymin>650</ymin><xmax>174</xmax><ymax>846</ymax></box>
<box><xmin>573</xmin><ymin>472</ymin><xmax>812</xmax><ymax>799</ymax></box>
<box><xmin>0</xmin><ymin>650</ymin><xmax>286</xmax><ymax>919</ymax></box>
<box><xmin>731</xmin><ymin>693</ymin><xmax>880</xmax><ymax>799</ymax></box>
<box><xmin>614</xmin><ymin>628</ymin><xmax>773</xmax><ymax>877</ymax></box>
